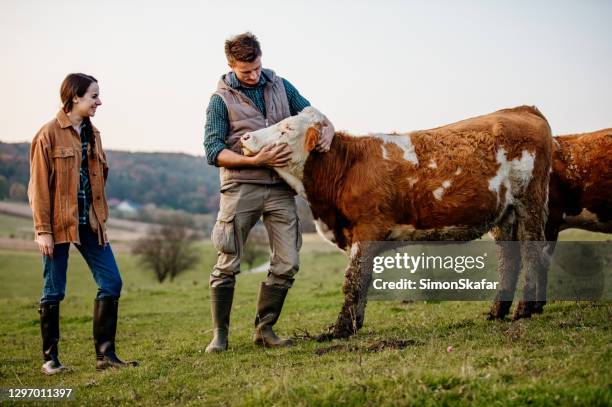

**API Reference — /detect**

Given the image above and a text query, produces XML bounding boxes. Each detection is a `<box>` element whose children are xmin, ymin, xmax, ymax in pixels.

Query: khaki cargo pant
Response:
<box><xmin>210</xmin><ymin>183</ymin><xmax>302</xmax><ymax>289</ymax></box>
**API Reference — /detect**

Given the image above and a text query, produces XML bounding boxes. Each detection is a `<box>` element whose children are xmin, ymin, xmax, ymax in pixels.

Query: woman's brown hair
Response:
<box><xmin>60</xmin><ymin>73</ymin><xmax>98</xmax><ymax>157</ymax></box>
<box><xmin>60</xmin><ymin>73</ymin><xmax>97</xmax><ymax>113</ymax></box>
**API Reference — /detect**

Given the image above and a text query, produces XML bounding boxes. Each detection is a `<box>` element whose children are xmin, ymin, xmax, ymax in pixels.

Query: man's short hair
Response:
<box><xmin>225</xmin><ymin>32</ymin><xmax>262</xmax><ymax>66</ymax></box>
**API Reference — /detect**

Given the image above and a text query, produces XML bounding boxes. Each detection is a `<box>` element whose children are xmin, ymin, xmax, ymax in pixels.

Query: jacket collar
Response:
<box><xmin>224</xmin><ymin>69</ymin><xmax>273</xmax><ymax>90</ymax></box>
<box><xmin>56</xmin><ymin>110</ymin><xmax>73</xmax><ymax>129</ymax></box>
<box><xmin>56</xmin><ymin>110</ymin><xmax>94</xmax><ymax>133</ymax></box>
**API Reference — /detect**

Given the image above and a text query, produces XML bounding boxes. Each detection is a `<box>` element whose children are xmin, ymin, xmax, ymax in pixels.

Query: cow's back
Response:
<box><xmin>397</xmin><ymin>106</ymin><xmax>552</xmax><ymax>228</ymax></box>
<box><xmin>549</xmin><ymin>129</ymin><xmax>612</xmax><ymax>233</ymax></box>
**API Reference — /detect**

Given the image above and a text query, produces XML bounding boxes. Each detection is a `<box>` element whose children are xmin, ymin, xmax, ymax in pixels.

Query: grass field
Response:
<box><xmin>0</xmin><ymin>227</ymin><xmax>610</xmax><ymax>405</ymax></box>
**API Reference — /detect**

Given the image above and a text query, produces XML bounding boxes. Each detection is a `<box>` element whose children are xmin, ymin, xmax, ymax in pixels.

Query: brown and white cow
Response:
<box><xmin>241</xmin><ymin>106</ymin><xmax>553</xmax><ymax>338</ymax></box>
<box><xmin>549</xmin><ymin>129</ymin><xmax>612</xmax><ymax>236</ymax></box>
<box><xmin>490</xmin><ymin>128</ymin><xmax>612</xmax><ymax>318</ymax></box>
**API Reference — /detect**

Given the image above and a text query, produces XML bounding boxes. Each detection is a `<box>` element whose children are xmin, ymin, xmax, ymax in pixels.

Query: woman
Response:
<box><xmin>28</xmin><ymin>73</ymin><xmax>137</xmax><ymax>374</ymax></box>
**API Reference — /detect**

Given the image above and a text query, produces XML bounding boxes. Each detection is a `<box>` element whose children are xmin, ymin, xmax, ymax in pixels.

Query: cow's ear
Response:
<box><xmin>305</xmin><ymin>125</ymin><xmax>320</xmax><ymax>152</ymax></box>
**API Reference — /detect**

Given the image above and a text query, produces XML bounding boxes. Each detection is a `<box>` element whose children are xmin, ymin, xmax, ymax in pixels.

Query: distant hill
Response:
<box><xmin>0</xmin><ymin>141</ymin><xmax>221</xmax><ymax>214</ymax></box>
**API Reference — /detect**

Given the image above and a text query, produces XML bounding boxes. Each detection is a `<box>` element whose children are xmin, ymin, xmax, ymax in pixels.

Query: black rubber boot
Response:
<box><xmin>39</xmin><ymin>302</ymin><xmax>67</xmax><ymax>375</ymax></box>
<box><xmin>205</xmin><ymin>287</ymin><xmax>234</xmax><ymax>353</ymax></box>
<box><xmin>93</xmin><ymin>298</ymin><xmax>138</xmax><ymax>370</ymax></box>
<box><xmin>253</xmin><ymin>283</ymin><xmax>293</xmax><ymax>347</ymax></box>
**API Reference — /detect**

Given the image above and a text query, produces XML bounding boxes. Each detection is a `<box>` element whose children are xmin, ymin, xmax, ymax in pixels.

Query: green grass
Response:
<box><xmin>0</xmin><ymin>212</ymin><xmax>33</xmax><ymax>239</ymax></box>
<box><xmin>0</xmin><ymin>238</ymin><xmax>610</xmax><ymax>406</ymax></box>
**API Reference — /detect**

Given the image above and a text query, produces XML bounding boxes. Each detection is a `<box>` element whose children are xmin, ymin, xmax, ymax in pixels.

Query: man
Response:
<box><xmin>203</xmin><ymin>32</ymin><xmax>334</xmax><ymax>352</ymax></box>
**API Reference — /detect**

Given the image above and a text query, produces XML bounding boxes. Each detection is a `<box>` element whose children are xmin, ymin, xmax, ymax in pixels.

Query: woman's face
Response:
<box><xmin>72</xmin><ymin>82</ymin><xmax>102</xmax><ymax>117</ymax></box>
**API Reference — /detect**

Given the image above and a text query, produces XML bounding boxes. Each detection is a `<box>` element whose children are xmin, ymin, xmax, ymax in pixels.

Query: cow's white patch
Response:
<box><xmin>454</xmin><ymin>167</ymin><xmax>462</xmax><ymax>176</ymax></box>
<box><xmin>428</xmin><ymin>159</ymin><xmax>437</xmax><ymax>169</ymax></box>
<box><xmin>433</xmin><ymin>179</ymin><xmax>452</xmax><ymax>200</ymax></box>
<box><xmin>349</xmin><ymin>242</ymin><xmax>360</xmax><ymax>258</ymax></box>
<box><xmin>314</xmin><ymin>218</ymin><xmax>336</xmax><ymax>245</ymax></box>
<box><xmin>365</xmin><ymin>133</ymin><xmax>419</xmax><ymax>165</ymax></box>
<box><xmin>511</xmin><ymin>150</ymin><xmax>536</xmax><ymax>187</ymax></box>
<box><xmin>433</xmin><ymin>187</ymin><xmax>445</xmax><ymax>200</ymax></box>
<box><xmin>381</xmin><ymin>144</ymin><xmax>389</xmax><ymax>160</ymax></box>
<box><xmin>488</xmin><ymin>147</ymin><xmax>535</xmax><ymax>207</ymax></box>
<box><xmin>241</xmin><ymin>106</ymin><xmax>327</xmax><ymax>198</ymax></box>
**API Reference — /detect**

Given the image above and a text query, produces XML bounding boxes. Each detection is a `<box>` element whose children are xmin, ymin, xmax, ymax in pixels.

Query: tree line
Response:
<box><xmin>0</xmin><ymin>142</ymin><xmax>221</xmax><ymax>214</ymax></box>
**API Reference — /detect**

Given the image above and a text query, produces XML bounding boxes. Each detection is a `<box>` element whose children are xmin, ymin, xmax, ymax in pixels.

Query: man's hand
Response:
<box><xmin>253</xmin><ymin>143</ymin><xmax>293</xmax><ymax>167</ymax></box>
<box><xmin>36</xmin><ymin>233</ymin><xmax>54</xmax><ymax>258</ymax></box>
<box><xmin>316</xmin><ymin>116</ymin><xmax>335</xmax><ymax>152</ymax></box>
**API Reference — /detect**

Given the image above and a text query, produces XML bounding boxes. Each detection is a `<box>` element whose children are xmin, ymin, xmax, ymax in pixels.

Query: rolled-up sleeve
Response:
<box><xmin>204</xmin><ymin>94</ymin><xmax>230</xmax><ymax>166</ymax></box>
<box><xmin>28</xmin><ymin>134</ymin><xmax>52</xmax><ymax>234</ymax></box>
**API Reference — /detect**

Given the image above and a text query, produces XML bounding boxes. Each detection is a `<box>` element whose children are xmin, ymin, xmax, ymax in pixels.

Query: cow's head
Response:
<box><xmin>241</xmin><ymin>106</ymin><xmax>327</xmax><ymax>196</ymax></box>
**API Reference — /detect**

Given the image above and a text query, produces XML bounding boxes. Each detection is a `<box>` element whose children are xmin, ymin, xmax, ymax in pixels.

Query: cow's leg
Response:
<box><xmin>534</xmin><ymin>226</ymin><xmax>559</xmax><ymax>314</ymax></box>
<box><xmin>514</xmin><ymin>202</ymin><xmax>549</xmax><ymax>320</ymax></box>
<box><xmin>489</xmin><ymin>217</ymin><xmax>521</xmax><ymax>320</ymax></box>
<box><xmin>331</xmin><ymin>241</ymin><xmax>382</xmax><ymax>339</ymax></box>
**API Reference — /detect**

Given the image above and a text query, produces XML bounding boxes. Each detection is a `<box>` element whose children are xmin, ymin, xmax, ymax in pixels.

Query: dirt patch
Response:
<box><xmin>314</xmin><ymin>339</ymin><xmax>424</xmax><ymax>355</ymax></box>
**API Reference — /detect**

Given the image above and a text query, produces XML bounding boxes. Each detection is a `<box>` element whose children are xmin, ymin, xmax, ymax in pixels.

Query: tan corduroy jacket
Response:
<box><xmin>28</xmin><ymin>110</ymin><xmax>110</xmax><ymax>245</ymax></box>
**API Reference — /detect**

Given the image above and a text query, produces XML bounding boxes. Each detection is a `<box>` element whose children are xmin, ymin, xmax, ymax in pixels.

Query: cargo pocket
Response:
<box><xmin>211</xmin><ymin>213</ymin><xmax>237</xmax><ymax>255</ymax></box>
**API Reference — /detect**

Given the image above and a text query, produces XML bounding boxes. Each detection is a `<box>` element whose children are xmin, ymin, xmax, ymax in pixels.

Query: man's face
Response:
<box><xmin>230</xmin><ymin>56</ymin><xmax>262</xmax><ymax>86</ymax></box>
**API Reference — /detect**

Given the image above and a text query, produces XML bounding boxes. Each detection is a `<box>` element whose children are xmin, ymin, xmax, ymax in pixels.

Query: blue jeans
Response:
<box><xmin>40</xmin><ymin>225</ymin><xmax>123</xmax><ymax>304</ymax></box>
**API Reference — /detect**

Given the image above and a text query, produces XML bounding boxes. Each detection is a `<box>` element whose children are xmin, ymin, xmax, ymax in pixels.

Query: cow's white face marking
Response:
<box><xmin>241</xmin><ymin>106</ymin><xmax>326</xmax><ymax>197</ymax></box>
<box><xmin>428</xmin><ymin>159</ymin><xmax>437</xmax><ymax>169</ymax></box>
<box><xmin>407</xmin><ymin>176</ymin><xmax>419</xmax><ymax>187</ymax></box>
<box><xmin>488</xmin><ymin>147</ymin><xmax>535</xmax><ymax>206</ymax></box>
<box><xmin>433</xmin><ymin>179</ymin><xmax>452</xmax><ymax>200</ymax></box>
<box><xmin>455</xmin><ymin>167</ymin><xmax>462</xmax><ymax>176</ymax></box>
<box><xmin>362</xmin><ymin>133</ymin><xmax>419</xmax><ymax>165</ymax></box>
<box><xmin>242</xmin><ymin>106</ymin><xmax>324</xmax><ymax>159</ymax></box>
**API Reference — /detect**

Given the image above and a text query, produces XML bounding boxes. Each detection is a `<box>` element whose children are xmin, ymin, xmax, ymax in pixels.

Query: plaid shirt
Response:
<box><xmin>203</xmin><ymin>71</ymin><xmax>311</xmax><ymax>166</ymax></box>
<box><xmin>77</xmin><ymin>122</ymin><xmax>93</xmax><ymax>225</ymax></box>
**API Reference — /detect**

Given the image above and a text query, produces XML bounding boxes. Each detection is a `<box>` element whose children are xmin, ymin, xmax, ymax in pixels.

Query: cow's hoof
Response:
<box><xmin>513</xmin><ymin>301</ymin><xmax>534</xmax><ymax>320</ymax></box>
<box><xmin>488</xmin><ymin>301</ymin><xmax>512</xmax><ymax>320</ymax></box>
<box><xmin>532</xmin><ymin>301</ymin><xmax>546</xmax><ymax>314</ymax></box>
<box><xmin>330</xmin><ymin>320</ymin><xmax>356</xmax><ymax>339</ymax></box>
<box><xmin>315</xmin><ymin>332</ymin><xmax>335</xmax><ymax>342</ymax></box>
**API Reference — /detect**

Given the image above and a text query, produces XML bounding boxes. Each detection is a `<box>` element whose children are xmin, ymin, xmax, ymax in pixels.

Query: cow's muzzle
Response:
<box><xmin>240</xmin><ymin>133</ymin><xmax>256</xmax><ymax>156</ymax></box>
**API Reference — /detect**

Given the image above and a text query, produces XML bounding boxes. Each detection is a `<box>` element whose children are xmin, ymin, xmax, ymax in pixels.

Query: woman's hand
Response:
<box><xmin>35</xmin><ymin>233</ymin><xmax>54</xmax><ymax>258</ymax></box>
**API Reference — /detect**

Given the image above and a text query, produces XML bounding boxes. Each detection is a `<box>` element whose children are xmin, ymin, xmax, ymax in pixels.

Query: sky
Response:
<box><xmin>1</xmin><ymin>0</ymin><xmax>611</xmax><ymax>155</ymax></box>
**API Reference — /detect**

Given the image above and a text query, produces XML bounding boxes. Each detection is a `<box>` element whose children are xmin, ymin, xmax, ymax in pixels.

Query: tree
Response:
<box><xmin>0</xmin><ymin>175</ymin><xmax>8</xmax><ymax>200</ymax></box>
<box><xmin>9</xmin><ymin>182</ymin><xmax>27</xmax><ymax>202</ymax></box>
<box><xmin>132</xmin><ymin>216</ymin><xmax>199</xmax><ymax>283</ymax></box>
